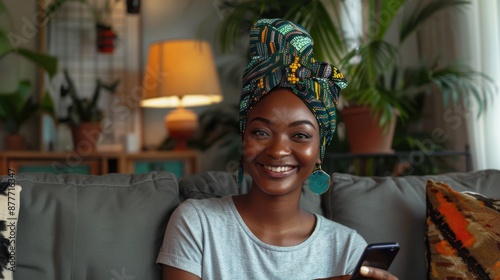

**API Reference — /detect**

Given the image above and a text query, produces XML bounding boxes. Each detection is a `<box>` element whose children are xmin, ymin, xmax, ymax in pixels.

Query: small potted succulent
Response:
<box><xmin>59</xmin><ymin>69</ymin><xmax>120</xmax><ymax>151</ymax></box>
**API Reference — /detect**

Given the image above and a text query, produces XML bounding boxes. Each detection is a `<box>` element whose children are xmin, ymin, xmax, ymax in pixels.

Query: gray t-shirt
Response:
<box><xmin>156</xmin><ymin>196</ymin><xmax>366</xmax><ymax>279</ymax></box>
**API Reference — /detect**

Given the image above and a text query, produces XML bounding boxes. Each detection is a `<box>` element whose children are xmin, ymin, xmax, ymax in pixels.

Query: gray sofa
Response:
<box><xmin>1</xmin><ymin>169</ymin><xmax>499</xmax><ymax>280</ymax></box>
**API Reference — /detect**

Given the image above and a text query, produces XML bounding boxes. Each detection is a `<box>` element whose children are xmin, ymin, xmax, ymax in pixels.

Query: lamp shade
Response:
<box><xmin>141</xmin><ymin>39</ymin><xmax>223</xmax><ymax>108</ymax></box>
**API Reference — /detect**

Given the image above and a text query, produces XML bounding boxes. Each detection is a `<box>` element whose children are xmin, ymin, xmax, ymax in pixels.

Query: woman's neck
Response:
<box><xmin>232</xmin><ymin>188</ymin><xmax>316</xmax><ymax>246</ymax></box>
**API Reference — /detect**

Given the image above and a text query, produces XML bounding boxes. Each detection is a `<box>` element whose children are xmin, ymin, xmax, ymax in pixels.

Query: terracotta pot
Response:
<box><xmin>340</xmin><ymin>106</ymin><xmax>398</xmax><ymax>154</ymax></box>
<box><xmin>4</xmin><ymin>134</ymin><xmax>26</xmax><ymax>151</ymax></box>
<box><xmin>70</xmin><ymin>122</ymin><xmax>102</xmax><ymax>153</ymax></box>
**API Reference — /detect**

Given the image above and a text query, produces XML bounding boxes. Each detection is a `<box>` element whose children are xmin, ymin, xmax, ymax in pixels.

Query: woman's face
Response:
<box><xmin>242</xmin><ymin>88</ymin><xmax>321</xmax><ymax>196</ymax></box>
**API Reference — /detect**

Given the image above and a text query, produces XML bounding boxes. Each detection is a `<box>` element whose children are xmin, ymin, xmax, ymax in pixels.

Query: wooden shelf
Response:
<box><xmin>0</xmin><ymin>150</ymin><xmax>200</xmax><ymax>178</ymax></box>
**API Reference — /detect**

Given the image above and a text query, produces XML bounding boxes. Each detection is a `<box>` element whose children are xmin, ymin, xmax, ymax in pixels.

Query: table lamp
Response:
<box><xmin>141</xmin><ymin>40</ymin><xmax>223</xmax><ymax>150</ymax></box>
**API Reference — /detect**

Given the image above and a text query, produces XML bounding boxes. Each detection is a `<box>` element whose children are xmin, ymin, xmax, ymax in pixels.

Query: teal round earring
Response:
<box><xmin>236</xmin><ymin>160</ymin><xmax>244</xmax><ymax>187</ymax></box>
<box><xmin>307</xmin><ymin>165</ymin><xmax>330</xmax><ymax>195</ymax></box>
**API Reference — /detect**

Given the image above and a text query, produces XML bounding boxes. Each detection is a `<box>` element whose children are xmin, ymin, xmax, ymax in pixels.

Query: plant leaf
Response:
<box><xmin>375</xmin><ymin>0</ymin><xmax>404</xmax><ymax>40</ymax></box>
<box><xmin>0</xmin><ymin>28</ymin><xmax>11</xmax><ymax>59</ymax></box>
<box><xmin>0</xmin><ymin>0</ymin><xmax>15</xmax><ymax>32</ymax></box>
<box><xmin>400</xmin><ymin>0</ymin><xmax>470</xmax><ymax>44</ymax></box>
<box><xmin>16</xmin><ymin>48</ymin><xmax>58</xmax><ymax>77</ymax></box>
<box><xmin>0</xmin><ymin>80</ymin><xmax>37</xmax><ymax>133</ymax></box>
<box><xmin>0</xmin><ymin>0</ymin><xmax>7</xmax><ymax>15</ymax></box>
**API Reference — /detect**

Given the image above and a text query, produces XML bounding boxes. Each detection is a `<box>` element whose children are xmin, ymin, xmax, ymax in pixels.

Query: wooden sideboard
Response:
<box><xmin>0</xmin><ymin>150</ymin><xmax>200</xmax><ymax>178</ymax></box>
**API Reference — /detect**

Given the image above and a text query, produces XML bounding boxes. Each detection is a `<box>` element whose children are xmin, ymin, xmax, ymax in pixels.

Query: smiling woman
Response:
<box><xmin>155</xmin><ymin>18</ymin><xmax>399</xmax><ymax>280</ymax></box>
<box><xmin>241</xmin><ymin>88</ymin><xmax>321</xmax><ymax>198</ymax></box>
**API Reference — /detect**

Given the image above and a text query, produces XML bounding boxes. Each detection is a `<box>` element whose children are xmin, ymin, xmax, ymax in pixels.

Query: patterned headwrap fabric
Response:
<box><xmin>239</xmin><ymin>18</ymin><xmax>348</xmax><ymax>160</ymax></box>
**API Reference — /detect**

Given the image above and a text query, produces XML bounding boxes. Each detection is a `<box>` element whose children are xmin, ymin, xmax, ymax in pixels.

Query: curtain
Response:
<box><xmin>461</xmin><ymin>0</ymin><xmax>500</xmax><ymax>170</ymax></box>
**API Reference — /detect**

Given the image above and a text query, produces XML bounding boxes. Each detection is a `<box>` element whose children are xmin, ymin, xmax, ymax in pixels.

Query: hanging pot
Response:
<box><xmin>96</xmin><ymin>24</ymin><xmax>117</xmax><ymax>54</ymax></box>
<box><xmin>340</xmin><ymin>106</ymin><xmax>398</xmax><ymax>154</ymax></box>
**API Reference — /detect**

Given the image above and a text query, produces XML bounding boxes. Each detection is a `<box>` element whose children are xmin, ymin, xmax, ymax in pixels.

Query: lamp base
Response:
<box><xmin>165</xmin><ymin>107</ymin><xmax>198</xmax><ymax>151</ymax></box>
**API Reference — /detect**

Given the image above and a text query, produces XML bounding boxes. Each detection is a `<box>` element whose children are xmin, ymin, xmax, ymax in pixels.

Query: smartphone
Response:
<box><xmin>350</xmin><ymin>242</ymin><xmax>400</xmax><ymax>280</ymax></box>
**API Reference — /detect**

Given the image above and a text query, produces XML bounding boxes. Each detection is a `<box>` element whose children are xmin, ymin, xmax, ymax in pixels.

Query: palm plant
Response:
<box><xmin>217</xmin><ymin>0</ymin><xmax>495</xmax><ymax>128</ymax></box>
<box><xmin>339</xmin><ymin>0</ymin><xmax>495</xmax><ymax>126</ymax></box>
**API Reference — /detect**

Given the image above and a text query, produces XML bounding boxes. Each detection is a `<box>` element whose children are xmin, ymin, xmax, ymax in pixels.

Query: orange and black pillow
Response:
<box><xmin>425</xmin><ymin>180</ymin><xmax>500</xmax><ymax>280</ymax></box>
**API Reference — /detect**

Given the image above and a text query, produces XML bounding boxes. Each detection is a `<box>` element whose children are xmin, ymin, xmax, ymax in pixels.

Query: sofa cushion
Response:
<box><xmin>1</xmin><ymin>171</ymin><xmax>179</xmax><ymax>280</ymax></box>
<box><xmin>425</xmin><ymin>180</ymin><xmax>500</xmax><ymax>280</ymax></box>
<box><xmin>323</xmin><ymin>169</ymin><xmax>500</xmax><ymax>280</ymax></box>
<box><xmin>178</xmin><ymin>171</ymin><xmax>323</xmax><ymax>215</ymax></box>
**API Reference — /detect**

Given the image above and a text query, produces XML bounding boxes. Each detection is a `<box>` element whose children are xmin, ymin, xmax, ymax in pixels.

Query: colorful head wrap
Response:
<box><xmin>239</xmin><ymin>18</ymin><xmax>348</xmax><ymax>160</ymax></box>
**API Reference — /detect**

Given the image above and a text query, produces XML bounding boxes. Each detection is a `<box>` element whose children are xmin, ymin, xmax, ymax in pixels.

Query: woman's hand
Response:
<box><xmin>315</xmin><ymin>265</ymin><xmax>399</xmax><ymax>280</ymax></box>
<box><xmin>357</xmin><ymin>266</ymin><xmax>398</xmax><ymax>279</ymax></box>
<box><xmin>360</xmin><ymin>266</ymin><xmax>398</xmax><ymax>280</ymax></box>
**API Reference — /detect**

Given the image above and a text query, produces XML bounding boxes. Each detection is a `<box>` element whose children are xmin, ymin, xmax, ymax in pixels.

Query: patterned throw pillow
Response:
<box><xmin>425</xmin><ymin>180</ymin><xmax>500</xmax><ymax>280</ymax></box>
<box><xmin>0</xmin><ymin>181</ymin><xmax>21</xmax><ymax>280</ymax></box>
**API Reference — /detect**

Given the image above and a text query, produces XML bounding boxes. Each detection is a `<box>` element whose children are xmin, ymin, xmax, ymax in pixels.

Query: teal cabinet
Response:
<box><xmin>122</xmin><ymin>151</ymin><xmax>199</xmax><ymax>178</ymax></box>
<box><xmin>133</xmin><ymin>161</ymin><xmax>185</xmax><ymax>178</ymax></box>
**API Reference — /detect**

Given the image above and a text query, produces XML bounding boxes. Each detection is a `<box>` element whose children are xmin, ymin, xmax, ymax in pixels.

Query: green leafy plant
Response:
<box><xmin>0</xmin><ymin>80</ymin><xmax>55</xmax><ymax>134</ymax></box>
<box><xmin>0</xmin><ymin>37</ymin><xmax>57</xmax><ymax>78</ymax></box>
<box><xmin>0</xmin><ymin>1</ymin><xmax>57</xmax><ymax>76</ymax></box>
<box><xmin>59</xmin><ymin>69</ymin><xmax>120</xmax><ymax>126</ymax></box>
<box><xmin>217</xmin><ymin>0</ymin><xmax>496</xmax><ymax>128</ymax></box>
<box><xmin>0</xmin><ymin>0</ymin><xmax>58</xmax><ymax>135</ymax></box>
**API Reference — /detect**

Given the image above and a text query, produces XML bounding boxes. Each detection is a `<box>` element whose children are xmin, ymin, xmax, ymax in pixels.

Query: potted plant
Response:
<box><xmin>44</xmin><ymin>0</ymin><xmax>121</xmax><ymax>53</ymax></box>
<box><xmin>335</xmin><ymin>0</ymin><xmax>495</xmax><ymax>153</ymax></box>
<box><xmin>216</xmin><ymin>0</ymin><xmax>496</xmax><ymax>153</ymax></box>
<box><xmin>0</xmin><ymin>0</ymin><xmax>58</xmax><ymax>150</ymax></box>
<box><xmin>59</xmin><ymin>69</ymin><xmax>120</xmax><ymax>151</ymax></box>
<box><xmin>0</xmin><ymin>81</ymin><xmax>55</xmax><ymax>150</ymax></box>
